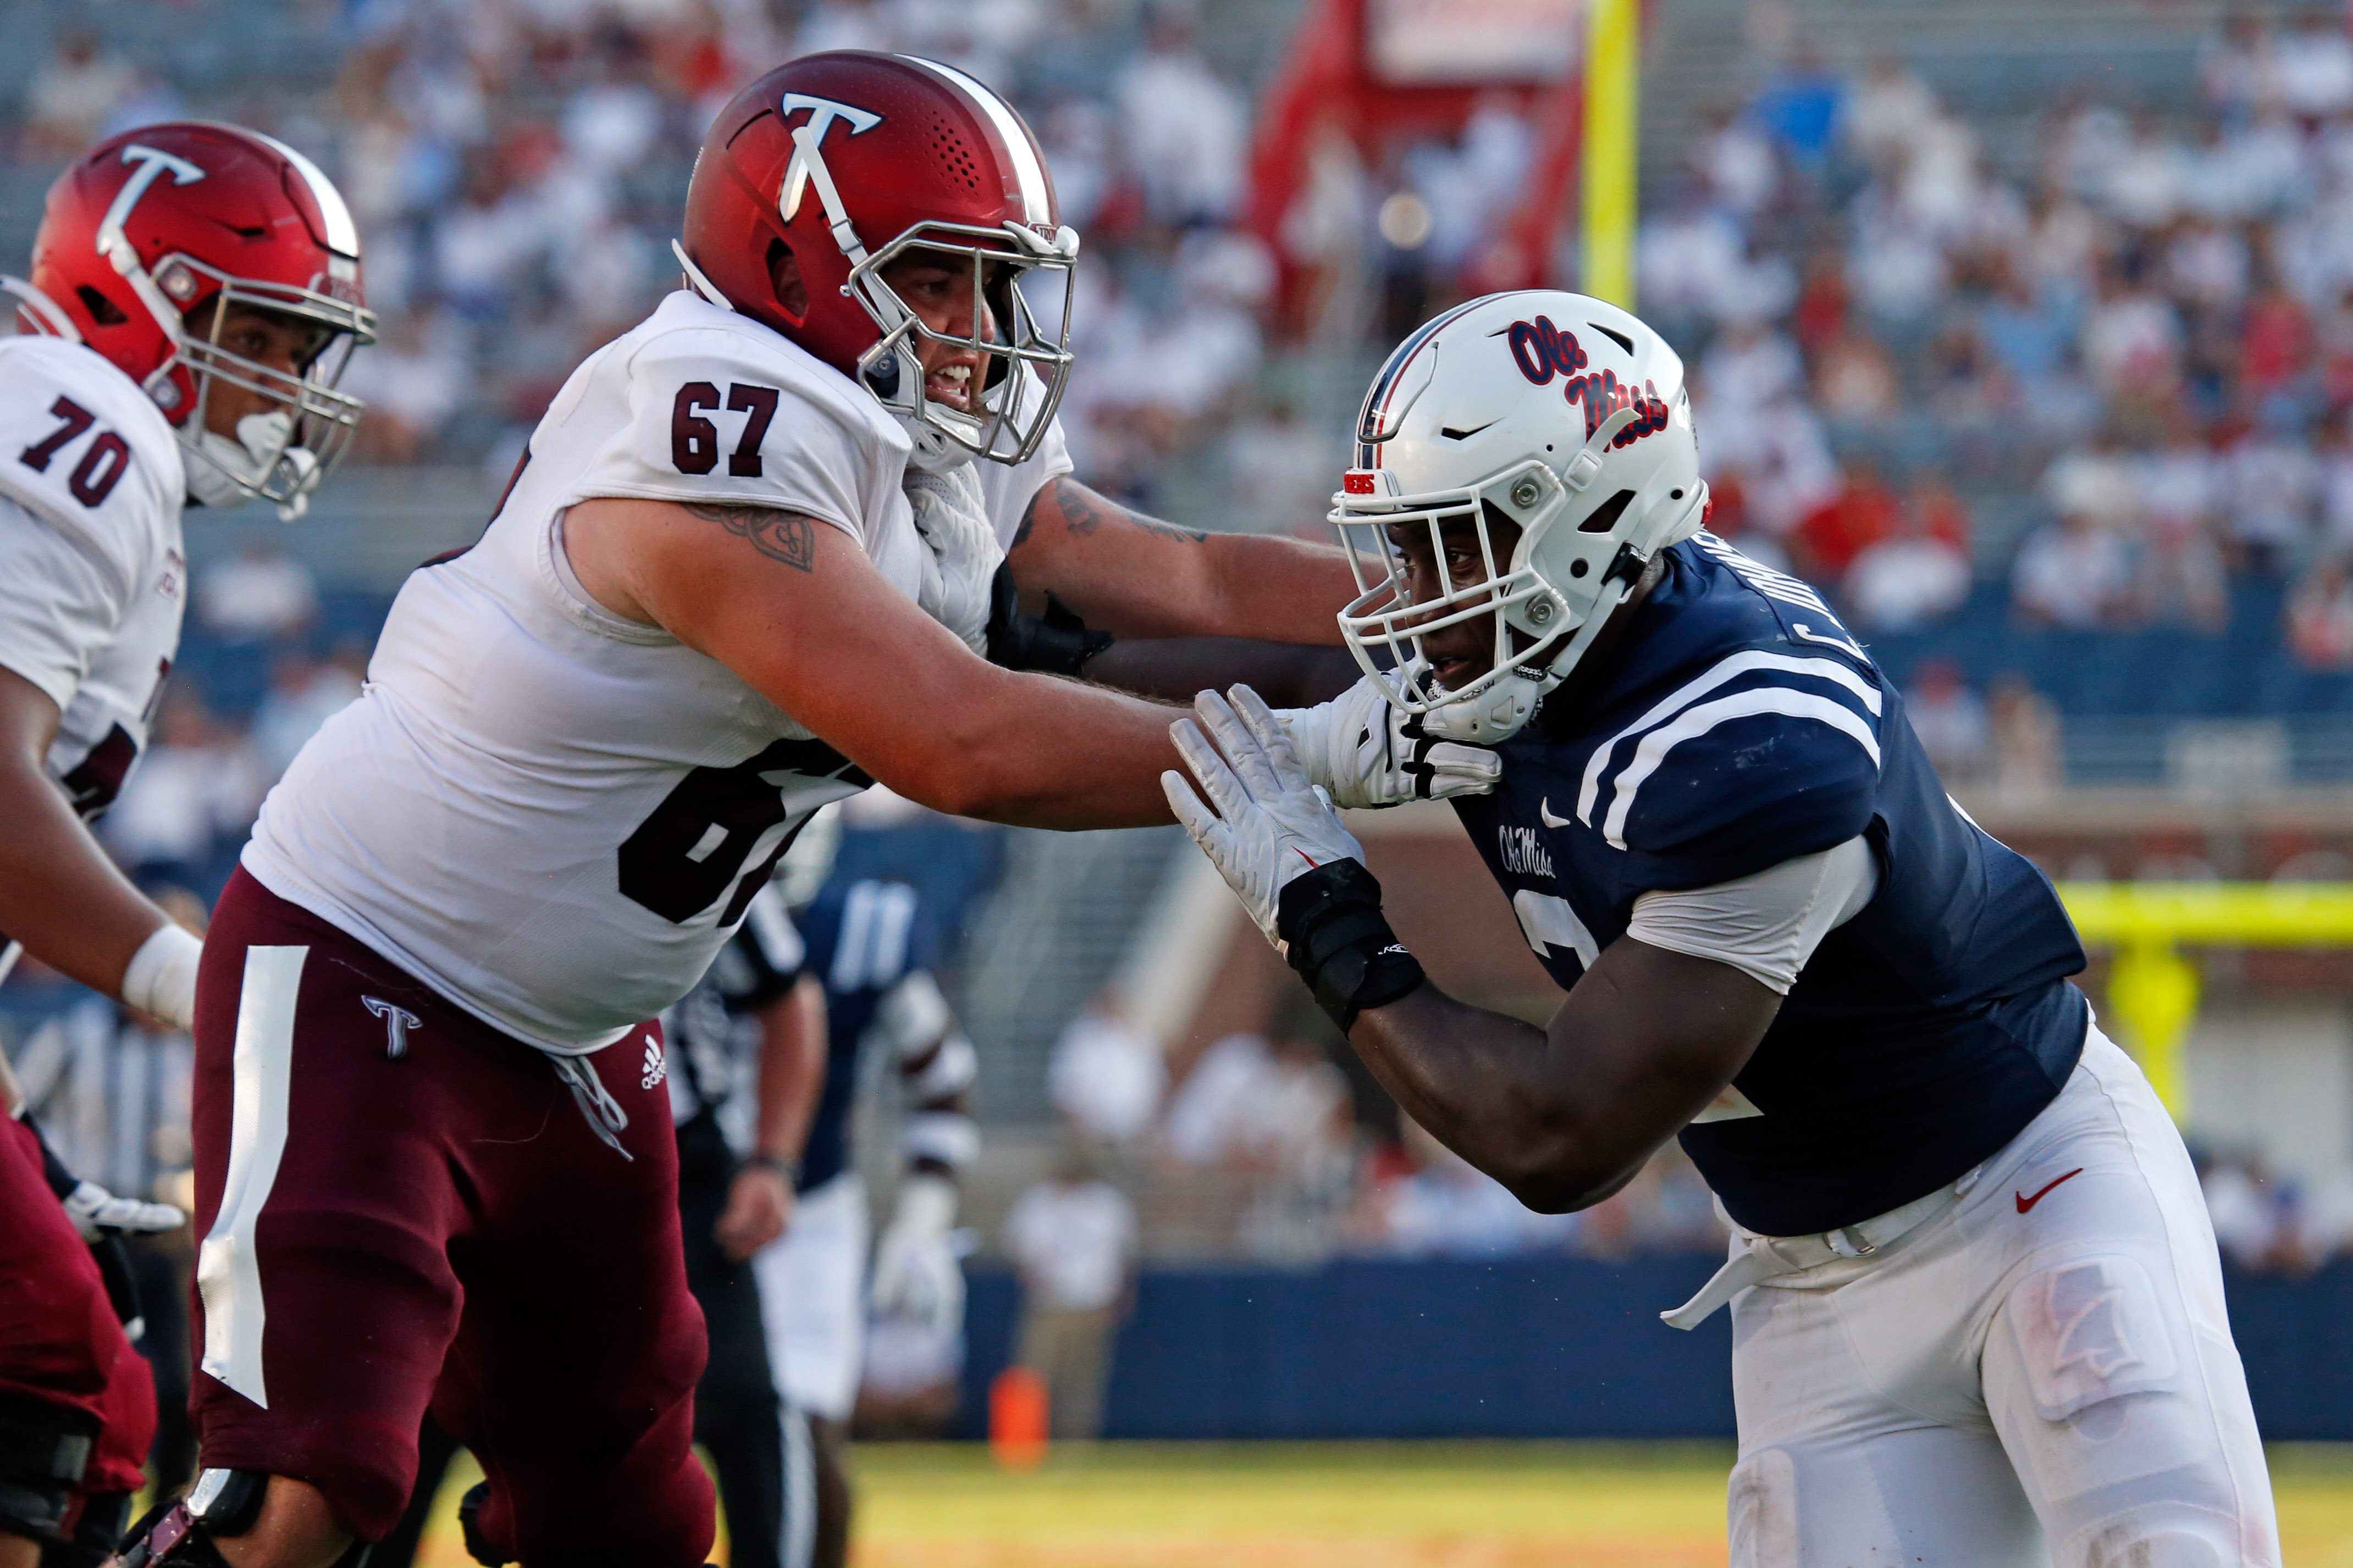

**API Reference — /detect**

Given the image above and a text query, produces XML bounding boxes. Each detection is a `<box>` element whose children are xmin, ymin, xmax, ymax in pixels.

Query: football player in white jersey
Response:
<box><xmin>159</xmin><ymin>51</ymin><xmax>1430</xmax><ymax>1568</ymax></box>
<box><xmin>0</xmin><ymin>123</ymin><xmax>371</xmax><ymax>1568</ymax></box>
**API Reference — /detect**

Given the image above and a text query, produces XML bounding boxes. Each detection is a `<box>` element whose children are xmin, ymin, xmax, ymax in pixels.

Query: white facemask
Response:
<box><xmin>184</xmin><ymin>411</ymin><xmax>321</xmax><ymax>520</ymax></box>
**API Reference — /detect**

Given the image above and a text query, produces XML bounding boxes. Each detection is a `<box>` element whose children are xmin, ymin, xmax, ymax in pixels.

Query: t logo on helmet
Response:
<box><xmin>96</xmin><ymin>143</ymin><xmax>205</xmax><ymax>276</ymax></box>
<box><xmin>778</xmin><ymin>93</ymin><xmax>882</xmax><ymax>223</ymax></box>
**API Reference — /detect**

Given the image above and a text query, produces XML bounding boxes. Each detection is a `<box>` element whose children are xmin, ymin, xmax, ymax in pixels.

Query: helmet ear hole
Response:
<box><xmin>765</xmin><ymin>238</ymin><xmax>810</xmax><ymax>324</ymax></box>
<box><xmin>75</xmin><ymin>285</ymin><xmax>129</xmax><ymax>326</ymax></box>
<box><xmin>1578</xmin><ymin>488</ymin><xmax>1638</xmax><ymax>534</ymax></box>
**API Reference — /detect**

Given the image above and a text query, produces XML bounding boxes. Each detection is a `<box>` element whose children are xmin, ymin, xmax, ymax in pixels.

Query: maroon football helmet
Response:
<box><xmin>3</xmin><ymin>121</ymin><xmax>374</xmax><ymax>516</ymax></box>
<box><xmin>680</xmin><ymin>53</ymin><xmax>1078</xmax><ymax>468</ymax></box>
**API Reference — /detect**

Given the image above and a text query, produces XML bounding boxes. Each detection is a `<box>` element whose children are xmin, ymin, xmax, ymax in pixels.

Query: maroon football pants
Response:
<box><xmin>0</xmin><ymin>1113</ymin><xmax>157</xmax><ymax>1511</ymax></box>
<box><xmin>190</xmin><ymin>868</ymin><xmax>713</xmax><ymax>1560</ymax></box>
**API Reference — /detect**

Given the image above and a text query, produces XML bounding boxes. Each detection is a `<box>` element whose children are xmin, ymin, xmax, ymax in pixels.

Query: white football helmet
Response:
<box><xmin>1332</xmin><ymin>291</ymin><xmax>1707</xmax><ymax>743</ymax></box>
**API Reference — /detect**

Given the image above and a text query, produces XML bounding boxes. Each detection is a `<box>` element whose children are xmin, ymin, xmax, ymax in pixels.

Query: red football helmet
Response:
<box><xmin>3</xmin><ymin>121</ymin><xmax>375</xmax><ymax>517</ymax></box>
<box><xmin>680</xmin><ymin>53</ymin><xmax>1078</xmax><ymax>469</ymax></box>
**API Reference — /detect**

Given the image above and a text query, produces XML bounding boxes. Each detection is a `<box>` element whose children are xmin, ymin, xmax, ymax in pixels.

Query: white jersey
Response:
<box><xmin>244</xmin><ymin>292</ymin><xmax>1070</xmax><ymax>1053</ymax></box>
<box><xmin>0</xmin><ymin>337</ymin><xmax>186</xmax><ymax>818</ymax></box>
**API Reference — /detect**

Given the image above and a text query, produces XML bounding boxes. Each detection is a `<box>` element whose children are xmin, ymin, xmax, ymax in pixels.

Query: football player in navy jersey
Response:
<box><xmin>1167</xmin><ymin>292</ymin><xmax>2279</xmax><ymax>1567</ymax></box>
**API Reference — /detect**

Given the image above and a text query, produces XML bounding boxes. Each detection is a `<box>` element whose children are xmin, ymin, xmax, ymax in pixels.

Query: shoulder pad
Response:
<box><xmin>587</xmin><ymin>295</ymin><xmax>909</xmax><ymax>540</ymax></box>
<box><xmin>625</xmin><ymin>292</ymin><xmax>908</xmax><ymax>456</ymax></box>
<box><xmin>0</xmin><ymin>339</ymin><xmax>181</xmax><ymax>584</ymax></box>
<box><xmin>1579</xmin><ymin>645</ymin><xmax>1883</xmax><ymax>879</ymax></box>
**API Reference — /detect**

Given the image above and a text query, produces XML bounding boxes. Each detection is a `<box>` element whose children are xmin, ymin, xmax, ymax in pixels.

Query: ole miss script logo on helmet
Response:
<box><xmin>1506</xmin><ymin>315</ymin><xmax>1671</xmax><ymax>449</ymax></box>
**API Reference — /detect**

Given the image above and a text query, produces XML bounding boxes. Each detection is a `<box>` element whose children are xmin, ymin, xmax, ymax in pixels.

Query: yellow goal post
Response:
<box><xmin>2055</xmin><ymin>882</ymin><xmax>2353</xmax><ymax>1120</ymax></box>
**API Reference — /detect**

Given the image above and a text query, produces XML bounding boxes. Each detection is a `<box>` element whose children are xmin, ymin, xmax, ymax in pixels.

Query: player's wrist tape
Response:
<box><xmin>121</xmin><ymin>923</ymin><xmax>202</xmax><ymax>1032</ymax></box>
<box><xmin>1275</xmin><ymin>860</ymin><xmax>1424</xmax><ymax>1031</ymax></box>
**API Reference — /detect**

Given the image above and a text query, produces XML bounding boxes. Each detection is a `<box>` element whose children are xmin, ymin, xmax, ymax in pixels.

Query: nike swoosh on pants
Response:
<box><xmin>2015</xmin><ymin>1167</ymin><xmax>2084</xmax><ymax>1214</ymax></box>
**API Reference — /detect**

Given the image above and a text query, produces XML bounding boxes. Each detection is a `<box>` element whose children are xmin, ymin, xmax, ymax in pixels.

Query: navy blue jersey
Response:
<box><xmin>1450</xmin><ymin>533</ymin><xmax>2087</xmax><ymax>1235</ymax></box>
<box><xmin>791</xmin><ymin>874</ymin><xmax>950</xmax><ymax>1193</ymax></box>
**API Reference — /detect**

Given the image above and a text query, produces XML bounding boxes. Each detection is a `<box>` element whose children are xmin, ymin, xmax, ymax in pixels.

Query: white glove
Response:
<box><xmin>1282</xmin><ymin>674</ymin><xmax>1503</xmax><ymax>809</ymax></box>
<box><xmin>1162</xmin><ymin>685</ymin><xmax>1367</xmax><ymax>943</ymax></box>
<box><xmin>903</xmin><ymin>466</ymin><xmax>1002</xmax><ymax>656</ymax></box>
<box><xmin>870</xmin><ymin>1171</ymin><xmax>965</xmax><ymax>1335</ymax></box>
<box><xmin>63</xmin><ymin>1179</ymin><xmax>184</xmax><ymax>1239</ymax></box>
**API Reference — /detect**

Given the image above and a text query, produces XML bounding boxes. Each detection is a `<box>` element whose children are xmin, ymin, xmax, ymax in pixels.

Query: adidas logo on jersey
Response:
<box><xmin>640</xmin><ymin>1034</ymin><xmax>667</xmax><ymax>1090</ymax></box>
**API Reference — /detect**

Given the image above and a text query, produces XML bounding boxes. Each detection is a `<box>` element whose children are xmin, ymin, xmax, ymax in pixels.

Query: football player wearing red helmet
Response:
<box><xmin>163</xmin><ymin>51</ymin><xmax>1368</xmax><ymax>1568</ymax></box>
<box><xmin>0</xmin><ymin>122</ymin><xmax>369</xmax><ymax>1568</ymax></box>
<box><xmin>7</xmin><ymin>122</ymin><xmax>374</xmax><ymax>520</ymax></box>
<box><xmin>669</xmin><ymin>50</ymin><xmax>1349</xmax><ymax>649</ymax></box>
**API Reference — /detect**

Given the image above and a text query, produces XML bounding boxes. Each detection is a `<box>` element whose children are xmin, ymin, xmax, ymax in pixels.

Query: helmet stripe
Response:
<box><xmin>237</xmin><ymin>125</ymin><xmax>361</xmax><ymax>259</ymax></box>
<box><xmin>1354</xmin><ymin>295</ymin><xmax>1486</xmax><ymax>465</ymax></box>
<box><xmin>897</xmin><ymin>56</ymin><xmax>1052</xmax><ymax>226</ymax></box>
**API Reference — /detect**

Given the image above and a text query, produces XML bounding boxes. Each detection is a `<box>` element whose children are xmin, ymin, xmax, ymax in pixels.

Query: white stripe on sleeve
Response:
<box><xmin>744</xmin><ymin>885</ymin><xmax>806</xmax><ymax>976</ymax></box>
<box><xmin>1576</xmin><ymin>652</ymin><xmax>1881</xmax><ymax>827</ymax></box>
<box><xmin>1600</xmin><ymin>689</ymin><xmax>1881</xmax><ymax>851</ymax></box>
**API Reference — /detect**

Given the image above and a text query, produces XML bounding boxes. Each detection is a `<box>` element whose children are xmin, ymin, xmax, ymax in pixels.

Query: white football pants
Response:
<box><xmin>753</xmin><ymin>1171</ymin><xmax>870</xmax><ymax>1424</ymax></box>
<box><xmin>1724</xmin><ymin>1024</ymin><xmax>2278</xmax><ymax>1567</ymax></box>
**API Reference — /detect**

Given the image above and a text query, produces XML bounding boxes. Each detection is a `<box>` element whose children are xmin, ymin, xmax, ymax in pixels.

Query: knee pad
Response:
<box><xmin>0</xmin><ymin>1395</ymin><xmax>98</xmax><ymax>1545</ymax></box>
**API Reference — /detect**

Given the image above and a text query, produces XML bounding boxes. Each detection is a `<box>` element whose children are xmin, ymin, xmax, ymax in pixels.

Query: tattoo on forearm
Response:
<box><xmin>684</xmin><ymin>502</ymin><xmax>816</xmax><ymax>572</ymax></box>
<box><xmin>1133</xmin><ymin>510</ymin><xmax>1210</xmax><ymax>544</ymax></box>
<box><xmin>1060</xmin><ymin>486</ymin><xmax>1207</xmax><ymax>545</ymax></box>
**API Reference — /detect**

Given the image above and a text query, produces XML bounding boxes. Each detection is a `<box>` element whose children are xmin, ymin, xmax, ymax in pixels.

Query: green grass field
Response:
<box><xmin>408</xmin><ymin>1439</ymin><xmax>2353</xmax><ymax>1566</ymax></box>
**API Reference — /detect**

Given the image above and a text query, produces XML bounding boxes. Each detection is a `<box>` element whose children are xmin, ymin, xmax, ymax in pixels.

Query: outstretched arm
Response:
<box><xmin>562</xmin><ymin>494</ymin><xmax>1183</xmax><ymax>829</ymax></box>
<box><xmin>1007</xmin><ymin>474</ymin><xmax>1357</xmax><ymax>644</ymax></box>
<box><xmin>1348</xmin><ymin>941</ymin><xmax>1777</xmax><ymax>1212</ymax></box>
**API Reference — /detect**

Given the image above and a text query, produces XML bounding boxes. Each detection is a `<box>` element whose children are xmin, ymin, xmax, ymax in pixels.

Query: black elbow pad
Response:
<box><xmin>985</xmin><ymin>562</ymin><xmax>1112</xmax><ymax>676</ymax></box>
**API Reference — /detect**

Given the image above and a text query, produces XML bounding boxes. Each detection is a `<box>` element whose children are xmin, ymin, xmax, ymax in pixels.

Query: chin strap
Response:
<box><xmin>670</xmin><ymin>240</ymin><xmax>736</xmax><ymax>312</ymax></box>
<box><xmin>0</xmin><ymin>275</ymin><xmax>82</xmax><ymax>341</ymax></box>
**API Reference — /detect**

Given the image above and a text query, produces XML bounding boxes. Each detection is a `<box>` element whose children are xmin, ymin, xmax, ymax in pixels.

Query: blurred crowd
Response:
<box><xmin>11</xmin><ymin>0</ymin><xmax>1308</xmax><ymax>524</ymax></box>
<box><xmin>1641</xmin><ymin>10</ymin><xmax>2353</xmax><ymax>672</ymax></box>
<box><xmin>2200</xmin><ymin>1146</ymin><xmax>2353</xmax><ymax>1273</ymax></box>
<box><xmin>21</xmin><ymin>2</ymin><xmax>2353</xmax><ymax>673</ymax></box>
